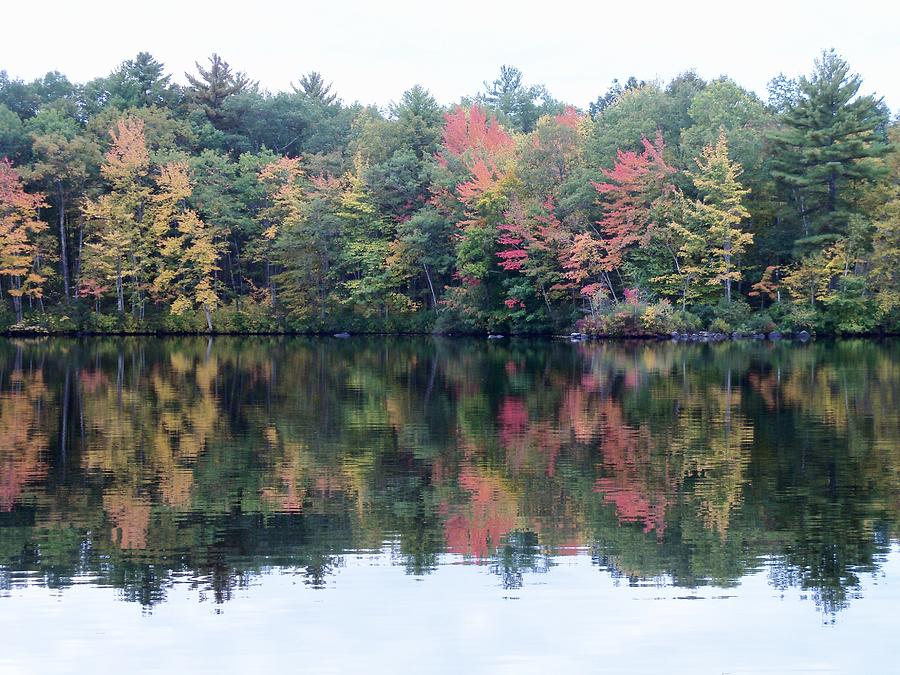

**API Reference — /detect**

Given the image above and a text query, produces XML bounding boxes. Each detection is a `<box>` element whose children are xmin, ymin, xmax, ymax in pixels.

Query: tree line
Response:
<box><xmin>0</xmin><ymin>50</ymin><xmax>896</xmax><ymax>334</ymax></box>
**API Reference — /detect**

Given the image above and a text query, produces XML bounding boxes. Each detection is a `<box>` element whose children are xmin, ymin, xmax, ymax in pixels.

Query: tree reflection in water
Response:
<box><xmin>0</xmin><ymin>336</ymin><xmax>897</xmax><ymax>615</ymax></box>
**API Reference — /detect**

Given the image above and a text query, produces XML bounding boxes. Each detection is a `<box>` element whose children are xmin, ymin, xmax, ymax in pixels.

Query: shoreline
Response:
<box><xmin>2</xmin><ymin>329</ymin><xmax>897</xmax><ymax>340</ymax></box>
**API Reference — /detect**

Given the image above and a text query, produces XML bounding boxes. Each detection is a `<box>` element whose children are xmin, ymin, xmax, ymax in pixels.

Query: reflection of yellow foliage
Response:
<box><xmin>671</xmin><ymin>379</ymin><xmax>752</xmax><ymax>536</ymax></box>
<box><xmin>259</xmin><ymin>431</ymin><xmax>311</xmax><ymax>513</ymax></box>
<box><xmin>81</xmin><ymin>347</ymin><xmax>220</xmax><ymax>514</ymax></box>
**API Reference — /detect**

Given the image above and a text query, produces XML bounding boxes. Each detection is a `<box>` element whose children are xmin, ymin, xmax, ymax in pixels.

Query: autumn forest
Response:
<box><xmin>0</xmin><ymin>50</ymin><xmax>897</xmax><ymax>335</ymax></box>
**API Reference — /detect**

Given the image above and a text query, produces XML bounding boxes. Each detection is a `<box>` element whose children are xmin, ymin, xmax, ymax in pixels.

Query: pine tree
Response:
<box><xmin>770</xmin><ymin>50</ymin><xmax>889</xmax><ymax>253</ymax></box>
<box><xmin>868</xmin><ymin>125</ymin><xmax>900</xmax><ymax>323</ymax></box>
<box><xmin>292</xmin><ymin>71</ymin><xmax>337</xmax><ymax>105</ymax></box>
<box><xmin>185</xmin><ymin>54</ymin><xmax>254</xmax><ymax>125</ymax></box>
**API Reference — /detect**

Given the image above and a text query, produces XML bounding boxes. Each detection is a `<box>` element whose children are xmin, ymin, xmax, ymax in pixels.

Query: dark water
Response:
<box><xmin>1</xmin><ymin>337</ymin><xmax>898</xmax><ymax>674</ymax></box>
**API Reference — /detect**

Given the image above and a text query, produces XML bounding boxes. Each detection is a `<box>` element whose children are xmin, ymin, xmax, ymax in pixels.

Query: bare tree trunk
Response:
<box><xmin>540</xmin><ymin>283</ymin><xmax>553</xmax><ymax>317</ymax></box>
<box><xmin>724</xmin><ymin>234</ymin><xmax>732</xmax><ymax>303</ymax></box>
<box><xmin>74</xmin><ymin>217</ymin><xmax>85</xmax><ymax>298</ymax></box>
<box><xmin>422</xmin><ymin>263</ymin><xmax>437</xmax><ymax>312</ymax></box>
<box><xmin>57</xmin><ymin>181</ymin><xmax>70</xmax><ymax>303</ymax></box>
<box><xmin>13</xmin><ymin>286</ymin><xmax>22</xmax><ymax>323</ymax></box>
<box><xmin>116</xmin><ymin>258</ymin><xmax>124</xmax><ymax>314</ymax></box>
<box><xmin>604</xmin><ymin>271</ymin><xmax>618</xmax><ymax>303</ymax></box>
<box><xmin>60</xmin><ymin>367</ymin><xmax>71</xmax><ymax>463</ymax></box>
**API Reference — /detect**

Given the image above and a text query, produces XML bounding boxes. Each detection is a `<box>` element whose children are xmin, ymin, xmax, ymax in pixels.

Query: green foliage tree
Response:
<box><xmin>770</xmin><ymin>50</ymin><xmax>889</xmax><ymax>253</ymax></box>
<box><xmin>28</xmin><ymin>132</ymin><xmax>100</xmax><ymax>302</ymax></box>
<box><xmin>293</xmin><ymin>71</ymin><xmax>337</xmax><ymax>105</ymax></box>
<box><xmin>0</xmin><ymin>103</ymin><xmax>31</xmax><ymax>161</ymax></box>
<box><xmin>478</xmin><ymin>65</ymin><xmax>559</xmax><ymax>133</ymax></box>
<box><xmin>186</xmin><ymin>54</ymin><xmax>255</xmax><ymax>127</ymax></box>
<box><xmin>0</xmin><ymin>51</ymin><xmax>895</xmax><ymax>335</ymax></box>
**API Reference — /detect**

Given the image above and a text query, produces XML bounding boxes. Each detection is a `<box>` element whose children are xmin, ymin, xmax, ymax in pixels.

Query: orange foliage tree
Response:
<box><xmin>0</xmin><ymin>159</ymin><xmax>48</xmax><ymax>322</ymax></box>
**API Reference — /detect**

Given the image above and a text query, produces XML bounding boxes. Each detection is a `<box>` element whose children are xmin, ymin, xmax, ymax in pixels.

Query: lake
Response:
<box><xmin>1</xmin><ymin>336</ymin><xmax>898</xmax><ymax>674</ymax></box>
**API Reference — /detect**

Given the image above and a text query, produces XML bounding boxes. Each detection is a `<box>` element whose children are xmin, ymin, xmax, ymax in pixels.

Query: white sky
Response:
<box><xmin>2</xmin><ymin>0</ymin><xmax>898</xmax><ymax>113</ymax></box>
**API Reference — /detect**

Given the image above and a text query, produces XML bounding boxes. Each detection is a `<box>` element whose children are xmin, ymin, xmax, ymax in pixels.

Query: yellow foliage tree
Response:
<box><xmin>688</xmin><ymin>129</ymin><xmax>753</xmax><ymax>303</ymax></box>
<box><xmin>151</xmin><ymin>162</ymin><xmax>222</xmax><ymax>331</ymax></box>
<box><xmin>0</xmin><ymin>159</ymin><xmax>47</xmax><ymax>322</ymax></box>
<box><xmin>81</xmin><ymin>117</ymin><xmax>153</xmax><ymax>316</ymax></box>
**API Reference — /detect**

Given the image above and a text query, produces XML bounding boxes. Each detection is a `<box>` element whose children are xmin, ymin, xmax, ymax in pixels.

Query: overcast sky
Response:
<box><xmin>2</xmin><ymin>0</ymin><xmax>897</xmax><ymax>112</ymax></box>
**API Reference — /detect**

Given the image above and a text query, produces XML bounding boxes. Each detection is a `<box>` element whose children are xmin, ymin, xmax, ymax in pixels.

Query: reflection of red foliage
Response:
<box><xmin>441</xmin><ymin>468</ymin><xmax>517</xmax><ymax>558</ymax></box>
<box><xmin>0</xmin><ymin>453</ymin><xmax>46</xmax><ymax>512</ymax></box>
<box><xmin>313</xmin><ymin>473</ymin><xmax>344</xmax><ymax>497</ymax></box>
<box><xmin>261</xmin><ymin>465</ymin><xmax>307</xmax><ymax>513</ymax></box>
<box><xmin>497</xmin><ymin>396</ymin><xmax>564</xmax><ymax>477</ymax></box>
<box><xmin>499</xmin><ymin>397</ymin><xmax>528</xmax><ymax>442</ymax></box>
<box><xmin>623</xmin><ymin>369</ymin><xmax>641</xmax><ymax>390</ymax></box>
<box><xmin>0</xmin><ymin>388</ymin><xmax>49</xmax><ymax>512</ymax></box>
<box><xmin>748</xmin><ymin>372</ymin><xmax>779</xmax><ymax>410</ymax></box>
<box><xmin>595</xmin><ymin>478</ymin><xmax>667</xmax><ymax>535</ymax></box>
<box><xmin>560</xmin><ymin>385</ymin><xmax>601</xmax><ymax>443</ymax></box>
<box><xmin>79</xmin><ymin>369</ymin><xmax>109</xmax><ymax>393</ymax></box>
<box><xmin>593</xmin><ymin>400</ymin><xmax>668</xmax><ymax>536</ymax></box>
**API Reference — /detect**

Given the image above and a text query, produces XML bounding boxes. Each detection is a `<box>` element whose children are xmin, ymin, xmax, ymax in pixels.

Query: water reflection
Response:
<box><xmin>0</xmin><ymin>337</ymin><xmax>897</xmax><ymax>614</ymax></box>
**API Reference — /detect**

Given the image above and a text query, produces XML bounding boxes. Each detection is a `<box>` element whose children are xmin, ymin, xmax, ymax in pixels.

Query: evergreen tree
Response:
<box><xmin>186</xmin><ymin>54</ymin><xmax>254</xmax><ymax>126</ymax></box>
<box><xmin>478</xmin><ymin>65</ymin><xmax>557</xmax><ymax>133</ymax></box>
<box><xmin>293</xmin><ymin>71</ymin><xmax>337</xmax><ymax>105</ymax></box>
<box><xmin>589</xmin><ymin>76</ymin><xmax>644</xmax><ymax>119</ymax></box>
<box><xmin>770</xmin><ymin>50</ymin><xmax>889</xmax><ymax>253</ymax></box>
<box><xmin>107</xmin><ymin>52</ymin><xmax>178</xmax><ymax>109</ymax></box>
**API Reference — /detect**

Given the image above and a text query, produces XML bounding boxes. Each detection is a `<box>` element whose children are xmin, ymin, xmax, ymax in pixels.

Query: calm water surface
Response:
<box><xmin>1</xmin><ymin>337</ymin><xmax>898</xmax><ymax>674</ymax></box>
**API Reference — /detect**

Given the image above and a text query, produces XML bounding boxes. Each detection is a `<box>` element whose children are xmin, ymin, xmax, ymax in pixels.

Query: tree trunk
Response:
<box><xmin>422</xmin><ymin>263</ymin><xmax>438</xmax><ymax>313</ymax></box>
<box><xmin>13</xmin><ymin>279</ymin><xmax>23</xmax><ymax>323</ymax></box>
<box><xmin>116</xmin><ymin>258</ymin><xmax>124</xmax><ymax>314</ymax></box>
<box><xmin>827</xmin><ymin>170</ymin><xmax>837</xmax><ymax>215</ymax></box>
<box><xmin>604</xmin><ymin>271</ymin><xmax>618</xmax><ymax>303</ymax></box>
<box><xmin>724</xmin><ymin>241</ymin><xmax>732</xmax><ymax>303</ymax></box>
<box><xmin>74</xmin><ymin>217</ymin><xmax>85</xmax><ymax>298</ymax></box>
<box><xmin>57</xmin><ymin>181</ymin><xmax>70</xmax><ymax>303</ymax></box>
<box><xmin>540</xmin><ymin>283</ymin><xmax>553</xmax><ymax>317</ymax></box>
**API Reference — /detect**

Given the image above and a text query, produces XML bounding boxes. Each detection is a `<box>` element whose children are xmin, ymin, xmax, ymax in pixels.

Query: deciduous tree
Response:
<box><xmin>0</xmin><ymin>159</ymin><xmax>47</xmax><ymax>321</ymax></box>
